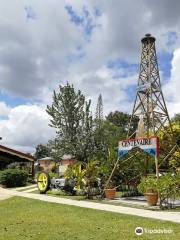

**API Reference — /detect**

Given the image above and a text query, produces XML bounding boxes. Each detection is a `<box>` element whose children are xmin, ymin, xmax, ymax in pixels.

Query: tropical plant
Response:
<box><xmin>157</xmin><ymin>172</ymin><xmax>180</xmax><ymax>209</ymax></box>
<box><xmin>49</xmin><ymin>171</ymin><xmax>59</xmax><ymax>179</ymax></box>
<box><xmin>84</xmin><ymin>159</ymin><xmax>100</xmax><ymax>198</ymax></box>
<box><xmin>7</xmin><ymin>162</ymin><xmax>22</xmax><ymax>169</ymax></box>
<box><xmin>65</xmin><ymin>163</ymin><xmax>86</xmax><ymax>191</ymax></box>
<box><xmin>138</xmin><ymin>173</ymin><xmax>180</xmax><ymax>209</ymax></box>
<box><xmin>172</xmin><ymin>113</ymin><xmax>180</xmax><ymax>123</ymax></box>
<box><xmin>138</xmin><ymin>175</ymin><xmax>158</xmax><ymax>193</ymax></box>
<box><xmin>158</xmin><ymin>122</ymin><xmax>180</xmax><ymax>169</ymax></box>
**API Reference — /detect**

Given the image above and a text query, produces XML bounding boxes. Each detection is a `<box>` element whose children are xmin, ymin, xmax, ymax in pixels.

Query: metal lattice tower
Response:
<box><xmin>127</xmin><ymin>34</ymin><xmax>172</xmax><ymax>138</ymax></box>
<box><xmin>103</xmin><ymin>34</ymin><xmax>179</xmax><ymax>192</ymax></box>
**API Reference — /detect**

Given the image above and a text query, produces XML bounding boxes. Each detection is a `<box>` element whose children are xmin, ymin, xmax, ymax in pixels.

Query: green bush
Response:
<box><xmin>157</xmin><ymin>172</ymin><xmax>180</xmax><ymax>209</ymax></box>
<box><xmin>138</xmin><ymin>173</ymin><xmax>180</xmax><ymax>209</ymax></box>
<box><xmin>7</xmin><ymin>162</ymin><xmax>21</xmax><ymax>169</ymax></box>
<box><xmin>49</xmin><ymin>171</ymin><xmax>59</xmax><ymax>179</ymax></box>
<box><xmin>138</xmin><ymin>175</ymin><xmax>158</xmax><ymax>193</ymax></box>
<box><xmin>0</xmin><ymin>169</ymin><xmax>28</xmax><ymax>187</ymax></box>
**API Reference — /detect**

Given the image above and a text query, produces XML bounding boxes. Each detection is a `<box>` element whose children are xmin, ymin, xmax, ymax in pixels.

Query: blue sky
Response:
<box><xmin>0</xmin><ymin>0</ymin><xmax>180</xmax><ymax>152</ymax></box>
<box><xmin>65</xmin><ymin>4</ymin><xmax>102</xmax><ymax>39</ymax></box>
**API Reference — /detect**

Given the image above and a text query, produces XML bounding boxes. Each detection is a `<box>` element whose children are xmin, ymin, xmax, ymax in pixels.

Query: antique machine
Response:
<box><xmin>37</xmin><ymin>171</ymin><xmax>75</xmax><ymax>194</ymax></box>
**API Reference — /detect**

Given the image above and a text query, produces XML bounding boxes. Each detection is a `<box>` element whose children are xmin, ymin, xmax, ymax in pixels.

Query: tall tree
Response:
<box><xmin>106</xmin><ymin>111</ymin><xmax>129</xmax><ymax>129</ymax></box>
<box><xmin>46</xmin><ymin>83</ymin><xmax>94</xmax><ymax>162</ymax></box>
<box><xmin>35</xmin><ymin>144</ymin><xmax>50</xmax><ymax>159</ymax></box>
<box><xmin>95</xmin><ymin>94</ymin><xmax>103</xmax><ymax>129</ymax></box>
<box><xmin>106</xmin><ymin>111</ymin><xmax>138</xmax><ymax>135</ymax></box>
<box><xmin>93</xmin><ymin>94</ymin><xmax>108</xmax><ymax>160</ymax></box>
<box><xmin>172</xmin><ymin>113</ymin><xmax>180</xmax><ymax>123</ymax></box>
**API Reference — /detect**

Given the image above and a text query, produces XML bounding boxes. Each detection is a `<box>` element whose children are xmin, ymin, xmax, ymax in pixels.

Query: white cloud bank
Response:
<box><xmin>0</xmin><ymin>1</ymin><xmax>179</xmax><ymax>152</ymax></box>
<box><xmin>0</xmin><ymin>102</ymin><xmax>11</xmax><ymax>116</ymax></box>
<box><xmin>163</xmin><ymin>48</ymin><xmax>180</xmax><ymax>117</ymax></box>
<box><xmin>0</xmin><ymin>104</ymin><xmax>55</xmax><ymax>153</ymax></box>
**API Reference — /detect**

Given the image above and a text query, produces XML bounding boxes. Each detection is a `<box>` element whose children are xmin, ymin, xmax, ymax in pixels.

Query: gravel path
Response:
<box><xmin>0</xmin><ymin>187</ymin><xmax>179</xmax><ymax>223</ymax></box>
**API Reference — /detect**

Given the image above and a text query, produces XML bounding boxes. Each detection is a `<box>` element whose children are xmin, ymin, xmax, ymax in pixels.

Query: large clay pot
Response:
<box><xmin>105</xmin><ymin>188</ymin><xmax>116</xmax><ymax>199</ymax></box>
<box><xmin>145</xmin><ymin>192</ymin><xmax>158</xmax><ymax>206</ymax></box>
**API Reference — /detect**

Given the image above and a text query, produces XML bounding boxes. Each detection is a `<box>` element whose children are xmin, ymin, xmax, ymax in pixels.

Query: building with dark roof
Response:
<box><xmin>0</xmin><ymin>144</ymin><xmax>35</xmax><ymax>175</ymax></box>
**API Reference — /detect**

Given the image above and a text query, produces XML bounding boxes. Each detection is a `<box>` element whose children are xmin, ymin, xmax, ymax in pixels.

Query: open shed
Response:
<box><xmin>0</xmin><ymin>145</ymin><xmax>35</xmax><ymax>175</ymax></box>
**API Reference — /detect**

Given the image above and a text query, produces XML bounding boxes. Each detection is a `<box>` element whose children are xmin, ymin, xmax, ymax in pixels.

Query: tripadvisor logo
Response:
<box><xmin>135</xmin><ymin>227</ymin><xmax>173</xmax><ymax>235</ymax></box>
<box><xmin>135</xmin><ymin>227</ymin><xmax>143</xmax><ymax>235</ymax></box>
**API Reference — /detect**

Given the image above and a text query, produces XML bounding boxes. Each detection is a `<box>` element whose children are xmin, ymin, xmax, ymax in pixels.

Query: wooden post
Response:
<box><xmin>101</xmin><ymin>152</ymin><xmax>139</xmax><ymax>198</ymax></box>
<box><xmin>31</xmin><ymin>161</ymin><xmax>34</xmax><ymax>177</ymax></box>
<box><xmin>155</xmin><ymin>155</ymin><xmax>159</xmax><ymax>179</ymax></box>
<box><xmin>103</xmin><ymin>158</ymin><xmax>119</xmax><ymax>190</ymax></box>
<box><xmin>155</xmin><ymin>155</ymin><xmax>161</xmax><ymax>206</ymax></box>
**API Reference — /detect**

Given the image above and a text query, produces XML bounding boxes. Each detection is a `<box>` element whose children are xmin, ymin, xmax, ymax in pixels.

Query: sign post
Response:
<box><xmin>118</xmin><ymin>137</ymin><xmax>159</xmax><ymax>158</ymax></box>
<box><xmin>118</xmin><ymin>137</ymin><xmax>160</xmax><ymax>178</ymax></box>
<box><xmin>103</xmin><ymin>137</ymin><xmax>160</xmax><ymax>198</ymax></box>
<box><xmin>155</xmin><ymin>156</ymin><xmax>159</xmax><ymax>179</ymax></box>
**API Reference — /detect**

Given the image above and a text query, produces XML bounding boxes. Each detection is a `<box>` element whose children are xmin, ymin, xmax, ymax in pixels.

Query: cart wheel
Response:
<box><xmin>37</xmin><ymin>171</ymin><xmax>50</xmax><ymax>194</ymax></box>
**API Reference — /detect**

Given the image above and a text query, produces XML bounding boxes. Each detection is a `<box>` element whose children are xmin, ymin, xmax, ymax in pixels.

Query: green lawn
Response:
<box><xmin>0</xmin><ymin>197</ymin><xmax>179</xmax><ymax>240</ymax></box>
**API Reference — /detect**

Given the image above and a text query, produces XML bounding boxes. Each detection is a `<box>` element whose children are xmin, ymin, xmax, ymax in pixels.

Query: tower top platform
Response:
<box><xmin>141</xmin><ymin>33</ymin><xmax>156</xmax><ymax>43</ymax></box>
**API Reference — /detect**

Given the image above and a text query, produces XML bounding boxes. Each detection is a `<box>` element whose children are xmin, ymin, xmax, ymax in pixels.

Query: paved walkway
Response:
<box><xmin>0</xmin><ymin>188</ymin><xmax>12</xmax><ymax>201</ymax></box>
<box><xmin>110</xmin><ymin>198</ymin><xmax>148</xmax><ymax>207</ymax></box>
<box><xmin>0</xmin><ymin>187</ymin><xmax>179</xmax><ymax>223</ymax></box>
<box><xmin>23</xmin><ymin>187</ymin><xmax>38</xmax><ymax>193</ymax></box>
<box><xmin>12</xmin><ymin>184</ymin><xmax>37</xmax><ymax>191</ymax></box>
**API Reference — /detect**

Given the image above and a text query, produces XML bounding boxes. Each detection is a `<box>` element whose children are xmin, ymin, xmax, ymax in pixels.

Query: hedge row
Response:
<box><xmin>0</xmin><ymin>169</ymin><xmax>28</xmax><ymax>187</ymax></box>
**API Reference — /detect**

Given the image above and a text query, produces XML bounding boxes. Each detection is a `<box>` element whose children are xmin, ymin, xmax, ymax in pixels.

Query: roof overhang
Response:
<box><xmin>0</xmin><ymin>145</ymin><xmax>35</xmax><ymax>162</ymax></box>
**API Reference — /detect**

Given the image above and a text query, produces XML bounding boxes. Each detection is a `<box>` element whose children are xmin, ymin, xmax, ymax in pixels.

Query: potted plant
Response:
<box><xmin>157</xmin><ymin>172</ymin><xmax>180</xmax><ymax>209</ymax></box>
<box><xmin>104</xmin><ymin>181</ymin><xmax>116</xmax><ymax>199</ymax></box>
<box><xmin>138</xmin><ymin>175</ymin><xmax>158</xmax><ymax>206</ymax></box>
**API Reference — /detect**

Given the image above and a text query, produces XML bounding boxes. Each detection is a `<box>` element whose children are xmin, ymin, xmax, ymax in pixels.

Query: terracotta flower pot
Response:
<box><xmin>145</xmin><ymin>192</ymin><xmax>158</xmax><ymax>206</ymax></box>
<box><xmin>105</xmin><ymin>188</ymin><xmax>116</xmax><ymax>199</ymax></box>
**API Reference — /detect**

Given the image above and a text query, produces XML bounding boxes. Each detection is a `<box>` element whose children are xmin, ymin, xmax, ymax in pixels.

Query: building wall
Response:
<box><xmin>39</xmin><ymin>160</ymin><xmax>54</xmax><ymax>171</ymax></box>
<box><xmin>39</xmin><ymin>158</ymin><xmax>76</xmax><ymax>173</ymax></box>
<box><xmin>61</xmin><ymin>159</ymin><xmax>75</xmax><ymax>166</ymax></box>
<box><xmin>59</xmin><ymin>159</ymin><xmax>76</xmax><ymax>176</ymax></box>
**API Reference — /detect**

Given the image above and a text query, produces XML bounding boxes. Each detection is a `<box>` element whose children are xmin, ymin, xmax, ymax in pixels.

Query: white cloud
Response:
<box><xmin>0</xmin><ymin>0</ymin><xmax>179</xmax><ymax>101</ymax></box>
<box><xmin>166</xmin><ymin>102</ymin><xmax>180</xmax><ymax>117</ymax></box>
<box><xmin>0</xmin><ymin>0</ymin><xmax>179</xmax><ymax>151</ymax></box>
<box><xmin>67</xmin><ymin>65</ymin><xmax>137</xmax><ymax>116</ymax></box>
<box><xmin>0</xmin><ymin>102</ymin><xmax>11</xmax><ymax>116</ymax></box>
<box><xmin>163</xmin><ymin>48</ymin><xmax>180</xmax><ymax>116</ymax></box>
<box><xmin>0</xmin><ymin>0</ymin><xmax>84</xmax><ymax>97</ymax></box>
<box><xmin>0</xmin><ymin>104</ymin><xmax>55</xmax><ymax>153</ymax></box>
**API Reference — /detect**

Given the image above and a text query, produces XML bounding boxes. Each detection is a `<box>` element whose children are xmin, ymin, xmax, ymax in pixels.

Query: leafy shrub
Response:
<box><xmin>0</xmin><ymin>169</ymin><xmax>28</xmax><ymax>187</ymax></box>
<box><xmin>65</xmin><ymin>163</ymin><xmax>86</xmax><ymax>191</ymax></box>
<box><xmin>49</xmin><ymin>171</ymin><xmax>58</xmax><ymax>179</ymax></box>
<box><xmin>7</xmin><ymin>162</ymin><xmax>21</xmax><ymax>169</ymax></box>
<box><xmin>63</xmin><ymin>179</ymin><xmax>76</xmax><ymax>195</ymax></box>
<box><xmin>51</xmin><ymin>164</ymin><xmax>59</xmax><ymax>173</ymax></box>
<box><xmin>65</xmin><ymin>160</ymin><xmax>100</xmax><ymax>198</ymax></box>
<box><xmin>121</xmin><ymin>189</ymin><xmax>143</xmax><ymax>197</ymax></box>
<box><xmin>157</xmin><ymin>172</ymin><xmax>180</xmax><ymax>209</ymax></box>
<box><xmin>138</xmin><ymin>175</ymin><xmax>158</xmax><ymax>193</ymax></box>
<box><xmin>138</xmin><ymin>173</ymin><xmax>180</xmax><ymax>209</ymax></box>
<box><xmin>27</xmin><ymin>177</ymin><xmax>36</xmax><ymax>184</ymax></box>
